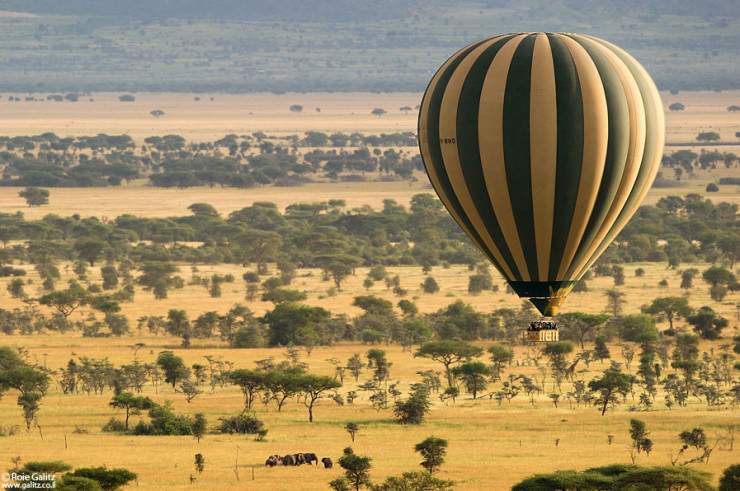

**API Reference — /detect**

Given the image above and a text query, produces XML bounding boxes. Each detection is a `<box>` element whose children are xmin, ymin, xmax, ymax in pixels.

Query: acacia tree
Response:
<box><xmin>680</xmin><ymin>268</ymin><xmax>699</xmax><ymax>289</ymax></box>
<box><xmin>415</xmin><ymin>340</ymin><xmax>483</xmax><ymax>387</ymax></box>
<box><xmin>604</xmin><ymin>288</ymin><xmax>626</xmax><ymax>317</ymax></box>
<box><xmin>165</xmin><ymin>309</ymin><xmax>191</xmax><ymax>347</ymax></box>
<box><xmin>18</xmin><ymin>392</ymin><xmax>42</xmax><ymax>430</ymax></box>
<box><xmin>109</xmin><ymin>392</ymin><xmax>155</xmax><ymax>430</ymax></box>
<box><xmin>594</xmin><ymin>335</ymin><xmax>610</xmax><ymax>362</ymax></box>
<box><xmin>415</xmin><ymin>436</ymin><xmax>448</xmax><ymax>474</ymax></box>
<box><xmin>137</xmin><ymin>261</ymin><xmax>179</xmax><ymax>299</ymax></box>
<box><xmin>629</xmin><ymin>419</ymin><xmax>653</xmax><ymax>463</ymax></box>
<box><xmin>366</xmin><ymin>348</ymin><xmax>390</xmax><ymax>383</ymax></box>
<box><xmin>643</xmin><ymin>297</ymin><xmax>692</xmax><ymax>332</ymax></box>
<box><xmin>560</xmin><ymin>312</ymin><xmax>609</xmax><ymax>349</ymax></box>
<box><xmin>73</xmin><ymin>237</ymin><xmax>108</xmax><ymax>266</ymax></box>
<box><xmin>66</xmin><ymin>467</ymin><xmax>137</xmax><ymax>490</ymax></box>
<box><xmin>702</xmin><ymin>266</ymin><xmax>735</xmax><ymax>301</ymax></box>
<box><xmin>542</xmin><ymin>341</ymin><xmax>574</xmax><ymax>388</ymax></box>
<box><xmin>192</xmin><ymin>413</ymin><xmax>207</xmax><ymax>443</ymax></box>
<box><xmin>263</xmin><ymin>302</ymin><xmax>329</xmax><ymax>348</ymax></box>
<box><xmin>393</xmin><ymin>387</ymin><xmax>431</xmax><ymax>424</ymax></box>
<box><xmin>263</xmin><ymin>370</ymin><xmax>301</xmax><ymax>412</ymax></box>
<box><xmin>234</xmin><ymin>229</ymin><xmax>282</xmax><ymax>274</ymax></box>
<box><xmin>453</xmin><ymin>361</ymin><xmax>490</xmax><ymax>399</ymax></box>
<box><xmin>327</xmin><ymin>261</ymin><xmax>353</xmax><ymax>291</ymax></box>
<box><xmin>345</xmin><ymin>353</ymin><xmax>365</xmax><ymax>382</ymax></box>
<box><xmin>0</xmin><ymin>353</ymin><xmax>49</xmax><ymax>431</ymax></box>
<box><xmin>345</xmin><ymin>422</ymin><xmax>359</xmax><ymax>442</ymax></box>
<box><xmin>39</xmin><ymin>284</ymin><xmax>88</xmax><ymax>318</ymax></box>
<box><xmin>488</xmin><ymin>344</ymin><xmax>514</xmax><ymax>381</ymax></box>
<box><xmin>19</xmin><ymin>187</ymin><xmax>49</xmax><ymax>206</ymax></box>
<box><xmin>230</xmin><ymin>369</ymin><xmax>265</xmax><ymax>412</ymax></box>
<box><xmin>332</xmin><ymin>447</ymin><xmax>371</xmax><ymax>491</ymax></box>
<box><xmin>589</xmin><ymin>368</ymin><xmax>631</xmax><ymax>415</ymax></box>
<box><xmin>687</xmin><ymin>306</ymin><xmax>728</xmax><ymax>340</ymax></box>
<box><xmin>296</xmin><ymin>374</ymin><xmax>341</xmax><ymax>422</ymax></box>
<box><xmin>156</xmin><ymin>351</ymin><xmax>190</xmax><ymax>389</ymax></box>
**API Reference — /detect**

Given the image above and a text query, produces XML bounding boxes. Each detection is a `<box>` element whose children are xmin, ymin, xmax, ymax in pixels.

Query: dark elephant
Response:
<box><xmin>302</xmin><ymin>453</ymin><xmax>318</xmax><ymax>465</ymax></box>
<box><xmin>282</xmin><ymin>454</ymin><xmax>296</xmax><ymax>466</ymax></box>
<box><xmin>265</xmin><ymin>455</ymin><xmax>282</xmax><ymax>467</ymax></box>
<box><xmin>294</xmin><ymin>453</ymin><xmax>306</xmax><ymax>465</ymax></box>
<box><xmin>321</xmin><ymin>457</ymin><xmax>333</xmax><ymax>469</ymax></box>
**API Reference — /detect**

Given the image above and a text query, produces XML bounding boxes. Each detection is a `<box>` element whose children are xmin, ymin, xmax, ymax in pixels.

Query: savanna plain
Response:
<box><xmin>0</xmin><ymin>92</ymin><xmax>739</xmax><ymax>490</ymax></box>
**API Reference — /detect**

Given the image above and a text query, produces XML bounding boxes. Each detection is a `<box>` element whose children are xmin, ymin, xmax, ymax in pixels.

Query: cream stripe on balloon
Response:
<box><xmin>438</xmin><ymin>36</ymin><xmax>516</xmax><ymax>280</ymax></box>
<box><xmin>478</xmin><ymin>34</ymin><xmax>531</xmax><ymax>281</ymax></box>
<box><xmin>528</xmin><ymin>33</ymin><xmax>558</xmax><ymax>280</ymax></box>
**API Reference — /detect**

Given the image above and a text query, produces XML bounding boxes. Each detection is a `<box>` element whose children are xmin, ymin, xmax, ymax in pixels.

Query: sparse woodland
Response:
<box><xmin>0</xmin><ymin>139</ymin><xmax>739</xmax><ymax>487</ymax></box>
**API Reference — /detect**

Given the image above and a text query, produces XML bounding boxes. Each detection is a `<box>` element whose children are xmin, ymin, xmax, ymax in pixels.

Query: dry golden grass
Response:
<box><xmin>663</xmin><ymin>90</ymin><xmax>740</xmax><ymax>143</ymax></box>
<box><xmin>0</xmin><ymin>335</ymin><xmax>738</xmax><ymax>490</ymax></box>
<box><xmin>0</xmin><ymin>90</ymin><xmax>737</xmax><ymax>144</ymax></box>
<box><xmin>0</xmin><ymin>92</ymin><xmax>421</xmax><ymax>142</ymax></box>
<box><xmin>0</xmin><ymin>180</ymin><xmax>434</xmax><ymax>220</ymax></box>
<box><xmin>1</xmin><ymin>260</ymin><xmax>737</xmax><ymax>326</ymax></box>
<box><xmin>1</xmin><ymin>167</ymin><xmax>739</xmax><ymax>222</ymax></box>
<box><xmin>1</xmin><ymin>91</ymin><xmax>739</xmax><ymax>489</ymax></box>
<box><xmin>0</xmin><ymin>261</ymin><xmax>739</xmax><ymax>489</ymax></box>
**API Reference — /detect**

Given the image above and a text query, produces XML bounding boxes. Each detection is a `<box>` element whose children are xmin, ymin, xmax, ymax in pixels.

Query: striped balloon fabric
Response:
<box><xmin>418</xmin><ymin>33</ymin><xmax>664</xmax><ymax>316</ymax></box>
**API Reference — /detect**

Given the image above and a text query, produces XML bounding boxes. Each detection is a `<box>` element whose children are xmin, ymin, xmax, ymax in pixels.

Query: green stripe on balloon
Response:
<box><xmin>502</xmin><ymin>34</ymin><xmax>538</xmax><ymax>280</ymax></box>
<box><xmin>547</xmin><ymin>33</ymin><xmax>584</xmax><ymax>280</ymax></box>
<box><xmin>456</xmin><ymin>36</ymin><xmax>522</xmax><ymax>281</ymax></box>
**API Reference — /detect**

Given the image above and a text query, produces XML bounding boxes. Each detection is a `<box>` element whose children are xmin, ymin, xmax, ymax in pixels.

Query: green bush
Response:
<box><xmin>59</xmin><ymin>475</ymin><xmax>103</xmax><ymax>490</ymax></box>
<box><xmin>101</xmin><ymin>417</ymin><xmax>127</xmax><ymax>433</ymax></box>
<box><xmin>393</xmin><ymin>388</ymin><xmax>430</xmax><ymax>424</ymax></box>
<box><xmin>512</xmin><ymin>464</ymin><xmax>713</xmax><ymax>491</ymax></box>
<box><xmin>231</xmin><ymin>326</ymin><xmax>264</xmax><ymax>348</ymax></box>
<box><xmin>243</xmin><ymin>272</ymin><xmax>260</xmax><ymax>283</ymax></box>
<box><xmin>216</xmin><ymin>413</ymin><xmax>266</xmax><ymax>434</ymax></box>
<box><xmin>719</xmin><ymin>464</ymin><xmax>740</xmax><ymax>491</ymax></box>
<box><xmin>68</xmin><ymin>467</ymin><xmax>137</xmax><ymax>491</ymax></box>
<box><xmin>620</xmin><ymin>314</ymin><xmax>657</xmax><ymax>342</ymax></box>
<box><xmin>512</xmin><ymin>469</ymin><xmax>613</xmax><ymax>490</ymax></box>
<box><xmin>360</xmin><ymin>329</ymin><xmax>384</xmax><ymax>344</ymax></box>
<box><xmin>132</xmin><ymin>402</ymin><xmax>194</xmax><ymax>435</ymax></box>
<box><xmin>371</xmin><ymin>471</ymin><xmax>454</xmax><ymax>490</ymax></box>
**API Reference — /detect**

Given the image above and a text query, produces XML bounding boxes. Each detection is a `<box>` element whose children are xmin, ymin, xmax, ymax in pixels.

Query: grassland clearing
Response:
<box><xmin>0</xmin><ymin>259</ymin><xmax>738</xmax><ymax>489</ymax></box>
<box><xmin>0</xmin><ymin>92</ymin><xmax>421</xmax><ymax>142</ymax></box>
<box><xmin>0</xmin><ymin>90</ymin><xmax>738</xmax><ymax>144</ymax></box>
<box><xmin>0</xmin><ymin>91</ymin><xmax>739</xmax><ymax>489</ymax></box>
<box><xmin>0</xmin><ymin>333</ymin><xmax>737</xmax><ymax>490</ymax></box>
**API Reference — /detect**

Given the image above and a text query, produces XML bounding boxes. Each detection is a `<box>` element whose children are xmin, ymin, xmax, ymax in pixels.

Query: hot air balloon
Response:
<box><xmin>418</xmin><ymin>33</ymin><xmax>664</xmax><ymax>340</ymax></box>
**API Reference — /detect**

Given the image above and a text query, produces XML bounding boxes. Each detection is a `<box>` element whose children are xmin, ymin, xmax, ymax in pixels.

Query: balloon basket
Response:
<box><xmin>525</xmin><ymin>320</ymin><xmax>558</xmax><ymax>342</ymax></box>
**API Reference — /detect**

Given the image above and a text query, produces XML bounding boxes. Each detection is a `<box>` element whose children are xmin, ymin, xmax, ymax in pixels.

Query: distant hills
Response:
<box><xmin>0</xmin><ymin>0</ymin><xmax>738</xmax><ymax>93</ymax></box>
<box><xmin>0</xmin><ymin>0</ymin><xmax>422</xmax><ymax>22</ymax></box>
<box><xmin>4</xmin><ymin>0</ymin><xmax>740</xmax><ymax>21</ymax></box>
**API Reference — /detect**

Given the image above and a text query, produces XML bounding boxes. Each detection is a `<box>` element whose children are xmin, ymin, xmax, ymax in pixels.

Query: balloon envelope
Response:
<box><xmin>418</xmin><ymin>33</ymin><xmax>664</xmax><ymax>316</ymax></box>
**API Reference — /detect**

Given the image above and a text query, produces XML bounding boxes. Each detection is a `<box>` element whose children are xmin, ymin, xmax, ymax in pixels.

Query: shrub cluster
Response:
<box><xmin>216</xmin><ymin>413</ymin><xmax>266</xmax><ymax>435</ymax></box>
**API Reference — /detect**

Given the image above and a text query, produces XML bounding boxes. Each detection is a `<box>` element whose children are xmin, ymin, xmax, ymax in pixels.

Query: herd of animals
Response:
<box><xmin>265</xmin><ymin>453</ymin><xmax>332</xmax><ymax>468</ymax></box>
